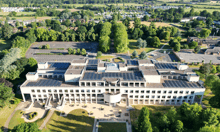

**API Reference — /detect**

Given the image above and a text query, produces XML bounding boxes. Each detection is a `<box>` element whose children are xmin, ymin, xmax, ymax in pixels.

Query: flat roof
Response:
<box><xmin>65</xmin><ymin>65</ymin><xmax>84</xmax><ymax>75</ymax></box>
<box><xmin>47</xmin><ymin>62</ymin><xmax>70</xmax><ymax>70</ymax></box>
<box><xmin>71</xmin><ymin>59</ymin><xmax>86</xmax><ymax>63</ymax></box>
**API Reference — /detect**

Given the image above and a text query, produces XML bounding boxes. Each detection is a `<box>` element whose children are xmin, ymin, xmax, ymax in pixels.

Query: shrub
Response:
<box><xmin>77</xmin><ymin>48</ymin><xmax>80</xmax><ymax>54</ymax></box>
<box><xmin>29</xmin><ymin>112</ymin><xmax>37</xmax><ymax>120</ymax></box>
<box><xmin>72</xmin><ymin>49</ymin><xmax>76</xmax><ymax>55</ymax></box>
<box><xmin>81</xmin><ymin>48</ymin><xmax>86</xmax><ymax>55</ymax></box>
<box><xmin>13</xmin><ymin>98</ymin><xmax>21</xmax><ymax>104</ymax></box>
<box><xmin>97</xmin><ymin>51</ymin><xmax>102</xmax><ymax>58</ymax></box>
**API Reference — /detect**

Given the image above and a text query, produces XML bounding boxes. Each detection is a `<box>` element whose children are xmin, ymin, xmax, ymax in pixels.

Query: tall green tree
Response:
<box><xmin>114</xmin><ymin>23</ymin><xmax>128</xmax><ymax>53</ymax></box>
<box><xmin>1</xmin><ymin>21</ymin><xmax>13</xmax><ymax>40</ymax></box>
<box><xmin>138</xmin><ymin>107</ymin><xmax>152</xmax><ymax>132</ymax></box>
<box><xmin>12</xmin><ymin>123</ymin><xmax>41</xmax><ymax>132</ymax></box>
<box><xmin>0</xmin><ymin>83</ymin><xmax>14</xmax><ymax>108</ymax></box>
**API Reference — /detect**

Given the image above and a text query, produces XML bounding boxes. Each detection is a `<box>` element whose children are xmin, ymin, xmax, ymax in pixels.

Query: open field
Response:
<box><xmin>69</xmin><ymin>4</ymin><xmax>107</xmax><ymax>7</ymax></box>
<box><xmin>8</xmin><ymin>110</ymin><xmax>25</xmax><ymax>129</ymax></box>
<box><xmin>43</xmin><ymin>109</ymin><xmax>94</xmax><ymax>132</ymax></box>
<box><xmin>98</xmin><ymin>122</ymin><xmax>127</xmax><ymax>132</ymax></box>
<box><xmin>0</xmin><ymin>103</ymin><xmax>18</xmax><ymax>129</ymax></box>
<box><xmin>0</xmin><ymin>40</ymin><xmax>12</xmax><ymax>51</ymax></box>
<box><xmin>118</xmin><ymin>21</ymin><xmax>173</xmax><ymax>28</ymax></box>
<box><xmin>8</xmin><ymin>16</ymin><xmax>56</xmax><ymax>21</ymax></box>
<box><xmin>56</xmin><ymin>9</ymin><xmax>80</xmax><ymax>12</ymax></box>
<box><xmin>185</xmin><ymin>8</ymin><xmax>216</xmax><ymax>13</ymax></box>
<box><xmin>0</xmin><ymin>12</ymin><xmax>35</xmax><ymax>16</ymax></box>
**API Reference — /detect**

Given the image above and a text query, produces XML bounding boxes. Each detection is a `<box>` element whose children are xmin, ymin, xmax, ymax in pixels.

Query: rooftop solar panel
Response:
<box><xmin>163</xmin><ymin>80</ymin><xmax>200</xmax><ymax>88</ymax></box>
<box><xmin>26</xmin><ymin>79</ymin><xmax>62</xmax><ymax>87</ymax></box>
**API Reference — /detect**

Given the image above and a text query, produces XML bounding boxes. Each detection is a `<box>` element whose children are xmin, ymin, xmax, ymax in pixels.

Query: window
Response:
<box><xmin>82</xmin><ymin>94</ymin><xmax>85</xmax><ymax>97</ymax></box>
<box><xmin>130</xmin><ymin>95</ymin><xmax>133</xmax><ymax>98</ymax></box>
<box><xmin>141</xmin><ymin>90</ymin><xmax>144</xmax><ymax>93</ymax></box>
<box><xmin>152</xmin><ymin>90</ymin><xmax>155</xmax><ymax>94</ymax></box>
<box><xmin>157</xmin><ymin>96</ymin><xmax>160</xmax><ymax>98</ymax></box>
<box><xmin>185</xmin><ymin>91</ymin><xmax>189</xmax><ymax>94</ymax></box>
<box><xmin>66</xmin><ymin>94</ymin><xmax>69</xmax><ymax>97</ymax></box>
<box><xmin>190</xmin><ymin>96</ymin><xmax>193</xmax><ymax>99</ymax></box>
<box><xmin>179</xmin><ymin>91</ymin><xmax>183</xmax><ymax>94</ymax></box>
<box><xmin>173</xmin><ymin>96</ymin><xmax>177</xmax><ymax>99</ymax></box>
<box><xmin>92</xmin><ymin>90</ymin><xmax>95</xmax><ymax>92</ymax></box>
<box><xmin>125</xmin><ymin>90</ymin><xmax>128</xmax><ymax>93</ymax></box>
<box><xmin>174</xmin><ymin>91</ymin><xmax>178</xmax><ymax>94</ymax></box>
<box><xmin>65</xmin><ymin>90</ymin><xmax>68</xmax><ymax>92</ymax></box>
<box><xmin>31</xmin><ymin>90</ymin><xmax>35</xmax><ymax>92</ymax></box>
<box><xmin>33</xmin><ymin>95</ymin><xmax>36</xmax><ymax>97</ymax></box>
<box><xmin>140</xmin><ymin>95</ymin><xmax>144</xmax><ymax>98</ymax></box>
<box><xmin>87</xmin><ymin>94</ymin><xmax>90</xmax><ymax>96</ymax></box>
<box><xmin>37</xmin><ymin>90</ymin><xmax>40</xmax><ymax>93</ymax></box>
<box><xmin>184</xmin><ymin>96</ymin><xmax>187</xmax><ymax>99</ymax></box>
<box><xmin>191</xmin><ymin>91</ymin><xmax>195</xmax><ymax>94</ymax></box>
<box><xmin>130</xmin><ymin>90</ymin><xmax>133</xmax><ymax>93</ymax></box>
<box><xmin>70</xmin><ymin>90</ymin><xmax>73</xmax><ymax>93</ymax></box>
<box><xmin>105</xmin><ymin>89</ymin><xmax>109</xmax><ymax>92</ymax></box>
<box><xmin>146</xmin><ymin>90</ymin><xmax>150</xmax><ymax>93</ymax></box>
<box><xmin>163</xmin><ymin>91</ymin><xmax>167</xmax><ymax>94</ymax></box>
<box><xmin>168</xmin><ymin>91</ymin><xmax>172</xmax><ymax>94</ymax></box>
<box><xmin>135</xmin><ymin>95</ymin><xmax>138</xmax><ymax>98</ymax></box>
<box><xmin>48</xmin><ymin>90</ymin><xmax>51</xmax><ymax>92</ymax></box>
<box><xmin>98</xmin><ymin>90</ymin><xmax>101</xmax><ymax>92</ymax></box>
<box><xmin>76</xmin><ymin>90</ymin><xmax>79</xmax><ymax>92</ymax></box>
<box><xmin>92</xmin><ymin>94</ymin><xmax>96</xmax><ymax>97</ymax></box>
<box><xmin>54</xmin><ymin>90</ymin><xmax>57</xmax><ymax>92</ymax></box>
<box><xmin>157</xmin><ymin>90</ymin><xmax>161</xmax><ymax>94</ymax></box>
<box><xmin>162</xmin><ymin>96</ymin><xmax>166</xmax><ymax>98</ymax></box>
<box><xmin>44</xmin><ymin>95</ymin><xmax>47</xmax><ymax>97</ymax></box>
<box><xmin>71</xmin><ymin>94</ymin><xmax>74</xmax><ymax>97</ymax></box>
<box><xmin>135</xmin><ymin>90</ymin><xmax>139</xmax><ymax>93</ymax></box>
<box><xmin>168</xmin><ymin>96</ymin><xmax>171</xmax><ymax>98</ymax></box>
<box><xmin>146</xmin><ymin>96</ymin><xmax>149</xmax><ymax>98</ymax></box>
<box><xmin>87</xmin><ymin>90</ymin><xmax>90</xmax><ymax>92</ymax></box>
<box><xmin>38</xmin><ymin>95</ymin><xmax>41</xmax><ymax>97</ymax></box>
<box><xmin>59</xmin><ymin>90</ymin><xmax>62</xmax><ymax>92</ymax></box>
<box><xmin>178</xmin><ymin>96</ymin><xmax>182</xmax><ymax>99</ymax></box>
<box><xmin>116</xmin><ymin>89</ymin><xmax>119</xmax><ymax>92</ymax></box>
<box><xmin>152</xmin><ymin>96</ymin><xmax>155</xmax><ymax>98</ymax></box>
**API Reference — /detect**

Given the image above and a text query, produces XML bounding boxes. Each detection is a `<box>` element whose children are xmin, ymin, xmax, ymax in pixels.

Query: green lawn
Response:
<box><xmin>128</xmin><ymin>39</ymin><xmax>155</xmax><ymax>54</ymax></box>
<box><xmin>35</xmin><ymin>110</ymin><xmax>51</xmax><ymax>127</ymax></box>
<box><xmin>8</xmin><ymin>110</ymin><xmax>25</xmax><ymax>129</ymax></box>
<box><xmin>0</xmin><ymin>103</ymin><xmax>19</xmax><ymax>129</ymax></box>
<box><xmin>98</xmin><ymin>122</ymin><xmax>127</xmax><ymax>132</ymax></box>
<box><xmin>43</xmin><ymin>109</ymin><xmax>94</xmax><ymax>132</ymax></box>
<box><xmin>0</xmin><ymin>12</ymin><xmax>35</xmax><ymax>16</ymax></box>
<box><xmin>0</xmin><ymin>40</ymin><xmax>12</xmax><ymax>51</ymax></box>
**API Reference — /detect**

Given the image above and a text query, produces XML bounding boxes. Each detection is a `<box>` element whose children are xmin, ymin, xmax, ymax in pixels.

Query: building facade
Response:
<box><xmin>20</xmin><ymin>59</ymin><xmax>205</xmax><ymax>106</ymax></box>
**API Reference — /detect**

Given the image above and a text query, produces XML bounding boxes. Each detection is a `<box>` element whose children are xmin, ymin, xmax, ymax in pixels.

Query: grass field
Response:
<box><xmin>98</xmin><ymin>122</ymin><xmax>127</xmax><ymax>132</ymax></box>
<box><xmin>185</xmin><ymin>8</ymin><xmax>216</xmax><ymax>13</ymax></box>
<box><xmin>43</xmin><ymin>109</ymin><xmax>94</xmax><ymax>132</ymax></box>
<box><xmin>0</xmin><ymin>12</ymin><xmax>35</xmax><ymax>16</ymax></box>
<box><xmin>97</xmin><ymin>56</ymin><xmax>114</xmax><ymax>60</ymax></box>
<box><xmin>128</xmin><ymin>39</ymin><xmax>155</xmax><ymax>54</ymax></box>
<box><xmin>8</xmin><ymin>16</ymin><xmax>56</xmax><ymax>21</ymax></box>
<box><xmin>0</xmin><ymin>40</ymin><xmax>12</xmax><ymax>51</ymax></box>
<box><xmin>118</xmin><ymin>21</ymin><xmax>173</xmax><ymax>29</ymax></box>
<box><xmin>8</xmin><ymin>110</ymin><xmax>25</xmax><ymax>129</ymax></box>
<box><xmin>56</xmin><ymin>9</ymin><xmax>80</xmax><ymax>12</ymax></box>
<box><xmin>35</xmin><ymin>110</ymin><xmax>51</xmax><ymax>127</ymax></box>
<box><xmin>0</xmin><ymin>103</ymin><xmax>19</xmax><ymax>129</ymax></box>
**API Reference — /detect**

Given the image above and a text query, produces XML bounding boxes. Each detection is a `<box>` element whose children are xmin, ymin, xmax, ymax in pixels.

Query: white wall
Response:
<box><xmin>64</xmin><ymin>75</ymin><xmax>81</xmax><ymax>82</ymax></box>
<box><xmin>144</xmin><ymin>75</ymin><xmax>161</xmax><ymax>83</ymax></box>
<box><xmin>187</xmin><ymin>75</ymin><xmax>200</xmax><ymax>82</ymax></box>
<box><xmin>26</xmin><ymin>73</ymin><xmax>39</xmax><ymax>81</ymax></box>
<box><xmin>104</xmin><ymin>93</ymin><xmax>121</xmax><ymax>103</ymax></box>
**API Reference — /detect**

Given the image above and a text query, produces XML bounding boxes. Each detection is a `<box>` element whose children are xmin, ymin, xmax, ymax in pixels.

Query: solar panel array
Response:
<box><xmin>48</xmin><ymin>62</ymin><xmax>70</xmax><ymax>69</ymax></box>
<box><xmin>88</xmin><ymin>60</ymin><xmax>98</xmax><ymax>65</ymax></box>
<box><xmin>26</xmin><ymin>79</ymin><xmax>62</xmax><ymax>87</ymax></box>
<box><xmin>163</xmin><ymin>80</ymin><xmax>199</xmax><ymax>88</ymax></box>
<box><xmin>155</xmin><ymin>63</ymin><xmax>177</xmax><ymax>69</ymax></box>
<box><xmin>127</xmin><ymin>60</ymin><xmax>138</xmax><ymax>65</ymax></box>
<box><xmin>86</xmin><ymin>66</ymin><xmax>97</xmax><ymax>70</ymax></box>
<box><xmin>82</xmin><ymin>71</ymin><xmax>144</xmax><ymax>81</ymax></box>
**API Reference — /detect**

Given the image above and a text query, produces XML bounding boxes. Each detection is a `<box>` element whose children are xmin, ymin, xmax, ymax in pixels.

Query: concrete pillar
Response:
<box><xmin>192</xmin><ymin>95</ymin><xmax>195</xmax><ymax>104</ymax></box>
<box><xmin>85</xmin><ymin>82</ymin><xmax>87</xmax><ymax>86</ymax></box>
<box><xmin>200</xmin><ymin>95</ymin><xmax>203</xmax><ymax>104</ymax></box>
<box><xmin>30</xmin><ymin>93</ymin><xmax>33</xmax><ymax>102</ymax></box>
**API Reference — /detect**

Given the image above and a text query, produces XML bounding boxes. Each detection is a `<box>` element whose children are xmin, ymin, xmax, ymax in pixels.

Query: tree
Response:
<box><xmin>12</xmin><ymin>123</ymin><xmax>41</xmax><ymax>132</ymax></box>
<box><xmin>81</xmin><ymin>48</ymin><xmax>86</xmax><ymax>55</ymax></box>
<box><xmin>199</xmin><ymin>64</ymin><xmax>211</xmax><ymax>77</ymax></box>
<box><xmin>206</xmin><ymin>18</ymin><xmax>213</xmax><ymax>27</ymax></box>
<box><xmin>194</xmin><ymin>46</ymin><xmax>201</xmax><ymax>53</ymax></box>
<box><xmin>139</xmin><ymin>51</ymin><xmax>147</xmax><ymax>60</ymax></box>
<box><xmin>189</xmin><ymin>41</ymin><xmax>198</xmax><ymax>49</ymax></box>
<box><xmin>174</xmin><ymin>120</ymin><xmax>184</xmax><ymax>132</ymax></box>
<box><xmin>77</xmin><ymin>48</ymin><xmax>80</xmax><ymax>54</ymax></box>
<box><xmin>71</xmin><ymin>34</ymin><xmax>75</xmax><ymax>41</ymax></box>
<box><xmin>143</xmin><ymin>15</ymin><xmax>149</xmax><ymax>21</ymax></box>
<box><xmin>160</xmin><ymin>31</ymin><xmax>170</xmax><ymax>41</ymax></box>
<box><xmin>151</xmin><ymin>36</ymin><xmax>161</xmax><ymax>48</ymax></box>
<box><xmin>1</xmin><ymin>21</ymin><xmax>13</xmax><ymax>40</ymax></box>
<box><xmin>132</xmin><ymin>28</ymin><xmax>143</xmax><ymax>40</ymax></box>
<box><xmin>138</xmin><ymin>107</ymin><xmax>152</xmax><ymax>132</ymax></box>
<box><xmin>68</xmin><ymin>48</ymin><xmax>73</xmax><ymax>55</ymax></box>
<box><xmin>217</xmin><ymin>65</ymin><xmax>220</xmax><ymax>73</ymax></box>
<box><xmin>99</xmin><ymin>36</ymin><xmax>111</xmax><ymax>53</ymax></box>
<box><xmin>211</xmin><ymin>65</ymin><xmax>217</xmax><ymax>74</ymax></box>
<box><xmin>97</xmin><ymin>51</ymin><xmax>102</xmax><ymax>58</ymax></box>
<box><xmin>28</xmin><ymin>58</ymin><xmax>38</xmax><ymax>68</ymax></box>
<box><xmin>0</xmin><ymin>83</ymin><xmax>14</xmax><ymax>108</ymax></box>
<box><xmin>132</xmin><ymin>50</ymin><xmax>138</xmax><ymax>57</ymax></box>
<box><xmin>210</xmin><ymin>79</ymin><xmax>220</xmax><ymax>107</ymax></box>
<box><xmin>198</xmin><ymin>125</ymin><xmax>220</xmax><ymax>132</ymax></box>
<box><xmin>72</xmin><ymin>49</ymin><xmax>76</xmax><ymax>55</ymax></box>
<box><xmin>200</xmin><ymin>108</ymin><xmax>220</xmax><ymax>127</ymax></box>
<box><xmin>199</xmin><ymin>29</ymin><xmax>211</xmax><ymax>38</ymax></box>
<box><xmin>137</xmin><ymin>38</ymin><xmax>147</xmax><ymax>48</ymax></box>
<box><xmin>174</xmin><ymin>42</ymin><xmax>181</xmax><ymax>52</ymax></box>
<box><xmin>134</xmin><ymin>17</ymin><xmax>141</xmax><ymax>28</ymax></box>
<box><xmin>205</xmin><ymin>75</ymin><xmax>219</xmax><ymax>88</ymax></box>
<box><xmin>114</xmin><ymin>23</ymin><xmax>129</xmax><ymax>53</ymax></box>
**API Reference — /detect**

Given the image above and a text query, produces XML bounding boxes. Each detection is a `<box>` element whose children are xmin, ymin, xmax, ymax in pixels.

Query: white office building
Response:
<box><xmin>20</xmin><ymin>59</ymin><xmax>205</xmax><ymax>107</ymax></box>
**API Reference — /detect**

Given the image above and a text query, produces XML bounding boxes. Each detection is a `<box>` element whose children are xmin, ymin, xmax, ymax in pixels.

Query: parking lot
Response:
<box><xmin>149</xmin><ymin>50</ymin><xmax>179</xmax><ymax>62</ymax></box>
<box><xmin>26</xmin><ymin>42</ymin><xmax>99</xmax><ymax>62</ymax></box>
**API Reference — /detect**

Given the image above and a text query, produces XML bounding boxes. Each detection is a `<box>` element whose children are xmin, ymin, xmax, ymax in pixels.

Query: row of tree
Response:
<box><xmin>136</xmin><ymin>103</ymin><xmax>220</xmax><ymax>132</ymax></box>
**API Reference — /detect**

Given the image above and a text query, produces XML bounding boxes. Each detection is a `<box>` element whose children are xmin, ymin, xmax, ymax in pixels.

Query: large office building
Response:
<box><xmin>20</xmin><ymin>59</ymin><xmax>205</xmax><ymax>107</ymax></box>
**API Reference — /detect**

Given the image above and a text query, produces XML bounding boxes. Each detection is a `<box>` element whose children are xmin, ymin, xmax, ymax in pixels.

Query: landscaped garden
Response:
<box><xmin>98</xmin><ymin>122</ymin><xmax>127</xmax><ymax>132</ymax></box>
<box><xmin>8</xmin><ymin>110</ymin><xmax>25</xmax><ymax>129</ymax></box>
<box><xmin>43</xmin><ymin>109</ymin><xmax>94</xmax><ymax>132</ymax></box>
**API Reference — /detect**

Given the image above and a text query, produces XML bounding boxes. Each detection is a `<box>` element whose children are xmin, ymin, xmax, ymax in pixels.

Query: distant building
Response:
<box><xmin>204</xmin><ymin>47</ymin><xmax>220</xmax><ymax>55</ymax></box>
<box><xmin>180</xmin><ymin>18</ymin><xmax>190</xmax><ymax>23</ymax></box>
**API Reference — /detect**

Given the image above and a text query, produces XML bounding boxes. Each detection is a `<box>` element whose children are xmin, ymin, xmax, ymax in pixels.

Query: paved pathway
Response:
<box><xmin>4</xmin><ymin>102</ymin><xmax>28</xmax><ymax>132</ymax></box>
<box><xmin>39</xmin><ymin>109</ymin><xmax>55</xmax><ymax>130</ymax></box>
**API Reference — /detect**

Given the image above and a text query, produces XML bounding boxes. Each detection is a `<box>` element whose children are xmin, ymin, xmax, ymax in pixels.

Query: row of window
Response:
<box><xmin>31</xmin><ymin>89</ymin><xmax>102</xmax><ymax>93</ymax></box>
<box><xmin>32</xmin><ymin>94</ymin><xmax>104</xmax><ymax>98</ymax></box>
<box><xmin>125</xmin><ymin>90</ymin><xmax>195</xmax><ymax>94</ymax></box>
<box><xmin>129</xmin><ymin>95</ymin><xmax>194</xmax><ymax>99</ymax></box>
